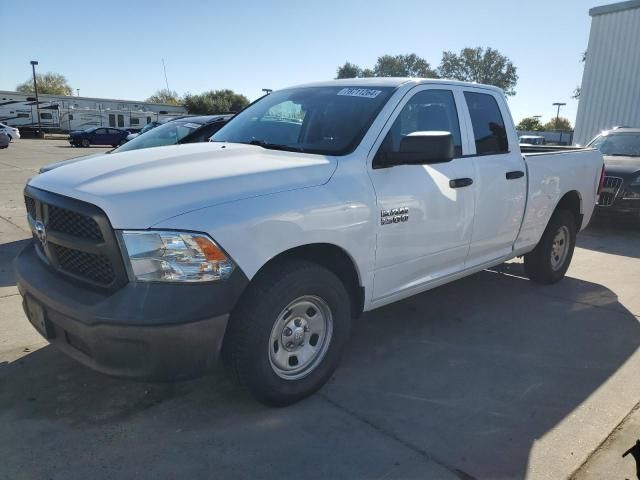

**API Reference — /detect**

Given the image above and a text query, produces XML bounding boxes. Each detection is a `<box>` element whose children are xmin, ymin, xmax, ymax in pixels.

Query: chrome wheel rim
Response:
<box><xmin>268</xmin><ymin>295</ymin><xmax>333</xmax><ymax>380</ymax></box>
<box><xmin>550</xmin><ymin>225</ymin><xmax>570</xmax><ymax>271</ymax></box>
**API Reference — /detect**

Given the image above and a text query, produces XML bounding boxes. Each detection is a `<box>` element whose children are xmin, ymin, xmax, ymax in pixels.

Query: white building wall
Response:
<box><xmin>574</xmin><ymin>1</ymin><xmax>640</xmax><ymax>145</ymax></box>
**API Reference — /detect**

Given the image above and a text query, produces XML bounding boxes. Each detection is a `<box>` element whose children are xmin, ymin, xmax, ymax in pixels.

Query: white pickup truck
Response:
<box><xmin>16</xmin><ymin>78</ymin><xmax>604</xmax><ymax>406</ymax></box>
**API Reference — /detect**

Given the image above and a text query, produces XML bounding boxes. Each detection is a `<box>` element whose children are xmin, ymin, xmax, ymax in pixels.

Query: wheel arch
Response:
<box><xmin>248</xmin><ymin>243</ymin><xmax>365</xmax><ymax>318</ymax></box>
<box><xmin>554</xmin><ymin>190</ymin><xmax>583</xmax><ymax>230</ymax></box>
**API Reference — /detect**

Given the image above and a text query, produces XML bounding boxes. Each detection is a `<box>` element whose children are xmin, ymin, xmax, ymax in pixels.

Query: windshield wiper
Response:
<box><xmin>248</xmin><ymin>139</ymin><xmax>305</xmax><ymax>153</ymax></box>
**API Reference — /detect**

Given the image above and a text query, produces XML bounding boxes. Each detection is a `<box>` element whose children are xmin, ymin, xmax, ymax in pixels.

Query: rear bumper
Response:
<box><xmin>15</xmin><ymin>243</ymin><xmax>248</xmax><ymax>380</ymax></box>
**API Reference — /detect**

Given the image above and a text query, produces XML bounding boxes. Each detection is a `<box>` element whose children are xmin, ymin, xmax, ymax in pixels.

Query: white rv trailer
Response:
<box><xmin>0</xmin><ymin>90</ymin><xmax>186</xmax><ymax>133</ymax></box>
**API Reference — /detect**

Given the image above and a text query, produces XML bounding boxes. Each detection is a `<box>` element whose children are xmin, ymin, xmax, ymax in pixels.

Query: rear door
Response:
<box><xmin>461</xmin><ymin>89</ymin><xmax>527</xmax><ymax>266</ymax></box>
<box><xmin>94</xmin><ymin>128</ymin><xmax>108</xmax><ymax>145</ymax></box>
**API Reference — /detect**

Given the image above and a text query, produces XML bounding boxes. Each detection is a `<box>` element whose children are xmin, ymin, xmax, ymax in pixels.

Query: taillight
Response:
<box><xmin>597</xmin><ymin>164</ymin><xmax>605</xmax><ymax>195</ymax></box>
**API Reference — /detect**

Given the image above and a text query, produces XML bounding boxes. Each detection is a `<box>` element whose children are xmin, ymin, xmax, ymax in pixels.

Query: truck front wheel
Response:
<box><xmin>524</xmin><ymin>209</ymin><xmax>577</xmax><ymax>284</ymax></box>
<box><xmin>222</xmin><ymin>260</ymin><xmax>352</xmax><ymax>406</ymax></box>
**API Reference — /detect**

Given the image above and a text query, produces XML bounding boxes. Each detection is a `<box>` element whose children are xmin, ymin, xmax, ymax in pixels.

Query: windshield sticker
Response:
<box><xmin>337</xmin><ymin>88</ymin><xmax>382</xmax><ymax>99</ymax></box>
<box><xmin>182</xmin><ymin>123</ymin><xmax>200</xmax><ymax>129</ymax></box>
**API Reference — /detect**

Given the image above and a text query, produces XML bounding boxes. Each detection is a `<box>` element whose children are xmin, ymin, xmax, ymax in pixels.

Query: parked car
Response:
<box><xmin>588</xmin><ymin>127</ymin><xmax>640</xmax><ymax>217</ymax></box>
<box><xmin>114</xmin><ymin>115</ymin><xmax>233</xmax><ymax>153</ymax></box>
<box><xmin>125</xmin><ymin>121</ymin><xmax>163</xmax><ymax>142</ymax></box>
<box><xmin>41</xmin><ymin>115</ymin><xmax>233</xmax><ymax>174</ymax></box>
<box><xmin>0</xmin><ymin>122</ymin><xmax>20</xmax><ymax>140</ymax></box>
<box><xmin>17</xmin><ymin>79</ymin><xmax>603</xmax><ymax>406</ymax></box>
<box><xmin>0</xmin><ymin>132</ymin><xmax>9</xmax><ymax>149</ymax></box>
<box><xmin>69</xmin><ymin>127</ymin><xmax>130</xmax><ymax>147</ymax></box>
<box><xmin>519</xmin><ymin>135</ymin><xmax>545</xmax><ymax>146</ymax></box>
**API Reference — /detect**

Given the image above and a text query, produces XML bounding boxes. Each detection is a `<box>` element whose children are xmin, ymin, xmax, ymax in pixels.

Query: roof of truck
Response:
<box><xmin>287</xmin><ymin>77</ymin><xmax>504</xmax><ymax>93</ymax></box>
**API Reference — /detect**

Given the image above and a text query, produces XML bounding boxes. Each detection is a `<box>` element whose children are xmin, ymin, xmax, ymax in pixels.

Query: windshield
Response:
<box><xmin>588</xmin><ymin>133</ymin><xmax>640</xmax><ymax>157</ymax></box>
<box><xmin>113</xmin><ymin>120</ymin><xmax>202</xmax><ymax>153</ymax></box>
<box><xmin>212</xmin><ymin>86</ymin><xmax>395</xmax><ymax>155</ymax></box>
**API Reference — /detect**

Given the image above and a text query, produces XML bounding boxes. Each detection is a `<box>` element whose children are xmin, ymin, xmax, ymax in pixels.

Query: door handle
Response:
<box><xmin>506</xmin><ymin>170</ymin><xmax>525</xmax><ymax>180</ymax></box>
<box><xmin>449</xmin><ymin>178</ymin><xmax>473</xmax><ymax>188</ymax></box>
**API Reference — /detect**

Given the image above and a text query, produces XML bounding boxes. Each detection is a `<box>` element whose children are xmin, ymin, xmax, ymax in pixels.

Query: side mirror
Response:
<box><xmin>376</xmin><ymin>131</ymin><xmax>455</xmax><ymax>168</ymax></box>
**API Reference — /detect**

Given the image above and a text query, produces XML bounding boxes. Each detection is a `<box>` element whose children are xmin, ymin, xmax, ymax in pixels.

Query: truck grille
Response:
<box><xmin>599</xmin><ymin>176</ymin><xmax>624</xmax><ymax>207</ymax></box>
<box><xmin>48</xmin><ymin>204</ymin><xmax>103</xmax><ymax>241</ymax></box>
<box><xmin>50</xmin><ymin>244</ymin><xmax>115</xmax><ymax>285</ymax></box>
<box><xmin>24</xmin><ymin>187</ymin><xmax>126</xmax><ymax>289</ymax></box>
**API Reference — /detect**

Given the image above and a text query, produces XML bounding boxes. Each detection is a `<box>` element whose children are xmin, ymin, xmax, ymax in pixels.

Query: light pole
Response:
<box><xmin>552</xmin><ymin>102</ymin><xmax>566</xmax><ymax>144</ymax></box>
<box><xmin>30</xmin><ymin>60</ymin><xmax>42</xmax><ymax>137</ymax></box>
<box><xmin>77</xmin><ymin>89</ymin><xmax>80</xmax><ymax>97</ymax></box>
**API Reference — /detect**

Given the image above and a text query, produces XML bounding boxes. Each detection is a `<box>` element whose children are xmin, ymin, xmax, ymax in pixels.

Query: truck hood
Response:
<box><xmin>39</xmin><ymin>152</ymin><xmax>107</xmax><ymax>174</ymax></box>
<box><xmin>29</xmin><ymin>142</ymin><xmax>337</xmax><ymax>228</ymax></box>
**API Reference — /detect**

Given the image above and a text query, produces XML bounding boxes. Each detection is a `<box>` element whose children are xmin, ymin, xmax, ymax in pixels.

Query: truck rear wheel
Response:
<box><xmin>222</xmin><ymin>259</ymin><xmax>352</xmax><ymax>406</ymax></box>
<box><xmin>524</xmin><ymin>209</ymin><xmax>576</xmax><ymax>284</ymax></box>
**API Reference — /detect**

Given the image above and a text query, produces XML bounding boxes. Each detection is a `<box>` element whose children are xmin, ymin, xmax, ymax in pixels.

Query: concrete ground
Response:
<box><xmin>1</xmin><ymin>139</ymin><xmax>640</xmax><ymax>479</ymax></box>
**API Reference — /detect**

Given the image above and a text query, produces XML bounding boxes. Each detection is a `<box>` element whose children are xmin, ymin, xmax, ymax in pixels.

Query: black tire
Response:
<box><xmin>524</xmin><ymin>209</ymin><xmax>576</xmax><ymax>284</ymax></box>
<box><xmin>222</xmin><ymin>259</ymin><xmax>352</xmax><ymax>407</ymax></box>
<box><xmin>81</xmin><ymin>139</ymin><xmax>90</xmax><ymax>148</ymax></box>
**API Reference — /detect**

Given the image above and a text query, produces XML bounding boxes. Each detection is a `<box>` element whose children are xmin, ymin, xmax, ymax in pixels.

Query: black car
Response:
<box><xmin>69</xmin><ymin>127</ymin><xmax>130</xmax><ymax>147</ymax></box>
<box><xmin>113</xmin><ymin>115</ymin><xmax>233</xmax><ymax>154</ymax></box>
<box><xmin>588</xmin><ymin>128</ymin><xmax>640</xmax><ymax>217</ymax></box>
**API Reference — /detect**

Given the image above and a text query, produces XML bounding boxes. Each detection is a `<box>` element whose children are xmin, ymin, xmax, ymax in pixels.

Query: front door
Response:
<box><xmin>369</xmin><ymin>86</ymin><xmax>476</xmax><ymax>304</ymax></box>
<box><xmin>461</xmin><ymin>90</ymin><xmax>527</xmax><ymax>266</ymax></box>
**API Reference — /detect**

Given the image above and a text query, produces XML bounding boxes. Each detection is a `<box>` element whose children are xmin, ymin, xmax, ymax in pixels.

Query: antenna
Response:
<box><xmin>162</xmin><ymin>58</ymin><xmax>170</xmax><ymax>91</ymax></box>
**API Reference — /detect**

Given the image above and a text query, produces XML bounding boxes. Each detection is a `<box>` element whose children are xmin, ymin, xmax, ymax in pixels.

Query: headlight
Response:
<box><xmin>118</xmin><ymin>230</ymin><xmax>234</xmax><ymax>282</ymax></box>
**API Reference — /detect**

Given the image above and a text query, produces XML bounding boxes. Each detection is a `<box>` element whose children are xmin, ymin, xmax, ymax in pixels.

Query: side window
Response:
<box><xmin>95</xmin><ymin>128</ymin><xmax>107</xmax><ymax>135</ymax></box>
<box><xmin>130</xmin><ymin>118</ymin><xmax>140</xmax><ymax>125</ymax></box>
<box><xmin>380</xmin><ymin>89</ymin><xmax>462</xmax><ymax>157</ymax></box>
<box><xmin>464</xmin><ymin>92</ymin><xmax>509</xmax><ymax>155</ymax></box>
<box><xmin>40</xmin><ymin>112</ymin><xmax>52</xmax><ymax>120</ymax></box>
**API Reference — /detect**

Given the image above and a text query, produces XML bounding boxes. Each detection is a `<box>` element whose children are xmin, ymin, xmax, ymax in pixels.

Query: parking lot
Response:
<box><xmin>1</xmin><ymin>139</ymin><xmax>639</xmax><ymax>479</ymax></box>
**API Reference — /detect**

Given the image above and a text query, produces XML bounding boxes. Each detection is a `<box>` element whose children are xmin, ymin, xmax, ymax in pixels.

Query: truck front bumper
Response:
<box><xmin>14</xmin><ymin>243</ymin><xmax>248</xmax><ymax>380</ymax></box>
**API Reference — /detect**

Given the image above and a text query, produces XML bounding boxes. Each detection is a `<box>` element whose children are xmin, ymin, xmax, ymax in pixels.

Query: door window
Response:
<box><xmin>464</xmin><ymin>92</ymin><xmax>509</xmax><ymax>155</ymax></box>
<box><xmin>95</xmin><ymin>128</ymin><xmax>107</xmax><ymax>135</ymax></box>
<box><xmin>379</xmin><ymin>89</ymin><xmax>462</xmax><ymax>158</ymax></box>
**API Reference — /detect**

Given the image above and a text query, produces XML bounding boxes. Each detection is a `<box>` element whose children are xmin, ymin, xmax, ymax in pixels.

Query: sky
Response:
<box><xmin>0</xmin><ymin>0</ymin><xmax>604</xmax><ymax>126</ymax></box>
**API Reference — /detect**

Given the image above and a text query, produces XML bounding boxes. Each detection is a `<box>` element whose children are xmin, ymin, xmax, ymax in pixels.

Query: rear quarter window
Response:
<box><xmin>464</xmin><ymin>92</ymin><xmax>509</xmax><ymax>155</ymax></box>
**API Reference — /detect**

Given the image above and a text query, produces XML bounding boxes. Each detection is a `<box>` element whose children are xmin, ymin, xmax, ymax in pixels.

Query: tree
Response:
<box><xmin>438</xmin><ymin>47</ymin><xmax>518</xmax><ymax>96</ymax></box>
<box><xmin>517</xmin><ymin>117</ymin><xmax>544</xmax><ymax>131</ymax></box>
<box><xmin>336</xmin><ymin>62</ymin><xmax>363</xmax><ymax>79</ymax></box>
<box><xmin>16</xmin><ymin>72</ymin><xmax>73</xmax><ymax>96</ymax></box>
<box><xmin>336</xmin><ymin>54</ymin><xmax>437</xmax><ymax>79</ymax></box>
<box><xmin>373</xmin><ymin>54</ymin><xmax>438</xmax><ymax>78</ymax></box>
<box><xmin>183</xmin><ymin>89</ymin><xmax>249</xmax><ymax>114</ymax></box>
<box><xmin>544</xmin><ymin>117</ymin><xmax>572</xmax><ymax>131</ymax></box>
<box><xmin>146</xmin><ymin>89</ymin><xmax>182</xmax><ymax>105</ymax></box>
